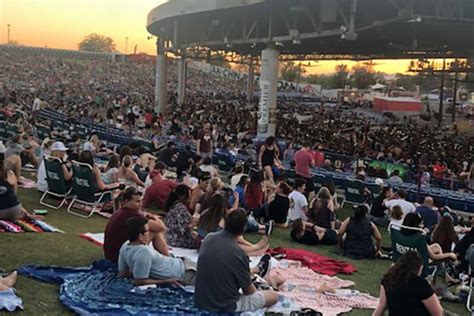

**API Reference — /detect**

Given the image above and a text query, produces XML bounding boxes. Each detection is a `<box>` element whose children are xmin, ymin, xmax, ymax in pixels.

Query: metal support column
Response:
<box><xmin>246</xmin><ymin>58</ymin><xmax>254</xmax><ymax>103</ymax></box>
<box><xmin>438</xmin><ymin>58</ymin><xmax>446</xmax><ymax>127</ymax></box>
<box><xmin>154</xmin><ymin>39</ymin><xmax>167</xmax><ymax>115</ymax></box>
<box><xmin>257</xmin><ymin>45</ymin><xmax>279</xmax><ymax>139</ymax></box>
<box><xmin>177</xmin><ymin>51</ymin><xmax>187</xmax><ymax>105</ymax></box>
<box><xmin>452</xmin><ymin>71</ymin><xmax>458</xmax><ymax>123</ymax></box>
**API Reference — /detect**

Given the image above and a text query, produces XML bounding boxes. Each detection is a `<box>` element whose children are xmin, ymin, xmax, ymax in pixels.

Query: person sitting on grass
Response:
<box><xmin>290</xmin><ymin>218</ymin><xmax>337</xmax><ymax>245</ymax></box>
<box><xmin>118</xmin><ymin>155</ymin><xmax>145</xmax><ymax>188</ymax></box>
<box><xmin>194</xmin><ymin>209</ymin><xmax>279</xmax><ymax>313</ymax></box>
<box><xmin>267</xmin><ymin>181</ymin><xmax>291</xmax><ymax>228</ymax></box>
<box><xmin>338</xmin><ymin>205</ymin><xmax>383</xmax><ymax>259</ymax></box>
<box><xmin>198</xmin><ymin>194</ymin><xmax>270</xmax><ymax>256</ymax></box>
<box><xmin>0</xmin><ymin>152</ymin><xmax>42</xmax><ymax>221</ymax></box>
<box><xmin>373</xmin><ymin>251</ymin><xmax>443</xmax><ymax>316</ymax></box>
<box><xmin>308</xmin><ymin>187</ymin><xmax>337</xmax><ymax>230</ymax></box>
<box><xmin>143</xmin><ymin>162</ymin><xmax>178</xmax><ymax>210</ymax></box>
<box><xmin>288</xmin><ymin>178</ymin><xmax>308</xmax><ymax>222</ymax></box>
<box><xmin>118</xmin><ymin>216</ymin><xmax>197</xmax><ymax>286</ymax></box>
<box><xmin>104</xmin><ymin>187</ymin><xmax>168</xmax><ymax>262</ymax></box>
<box><xmin>164</xmin><ymin>185</ymin><xmax>200</xmax><ymax>249</ymax></box>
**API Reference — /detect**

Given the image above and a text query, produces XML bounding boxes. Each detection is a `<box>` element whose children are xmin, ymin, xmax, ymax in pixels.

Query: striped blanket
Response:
<box><xmin>272</xmin><ymin>266</ymin><xmax>379</xmax><ymax>315</ymax></box>
<box><xmin>0</xmin><ymin>219</ymin><xmax>63</xmax><ymax>233</ymax></box>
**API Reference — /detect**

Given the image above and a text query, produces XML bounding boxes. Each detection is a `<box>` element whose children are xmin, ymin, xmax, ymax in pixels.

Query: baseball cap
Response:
<box><xmin>375</xmin><ymin>178</ymin><xmax>384</xmax><ymax>186</ymax></box>
<box><xmin>51</xmin><ymin>141</ymin><xmax>68</xmax><ymax>151</ymax></box>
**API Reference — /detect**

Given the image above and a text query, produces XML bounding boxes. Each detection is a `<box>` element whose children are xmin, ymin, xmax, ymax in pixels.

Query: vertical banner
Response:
<box><xmin>258</xmin><ymin>47</ymin><xmax>279</xmax><ymax>138</ymax></box>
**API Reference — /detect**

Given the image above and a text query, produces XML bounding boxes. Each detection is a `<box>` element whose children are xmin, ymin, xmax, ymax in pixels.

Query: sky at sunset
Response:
<box><xmin>1</xmin><ymin>0</ymin><xmax>414</xmax><ymax>74</ymax></box>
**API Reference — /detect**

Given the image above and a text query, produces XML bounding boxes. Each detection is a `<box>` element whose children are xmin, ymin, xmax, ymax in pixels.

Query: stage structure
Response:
<box><xmin>147</xmin><ymin>0</ymin><xmax>474</xmax><ymax>138</ymax></box>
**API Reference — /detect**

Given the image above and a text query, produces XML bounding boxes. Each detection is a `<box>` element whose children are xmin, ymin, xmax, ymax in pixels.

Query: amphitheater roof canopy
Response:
<box><xmin>147</xmin><ymin>0</ymin><xmax>474</xmax><ymax>60</ymax></box>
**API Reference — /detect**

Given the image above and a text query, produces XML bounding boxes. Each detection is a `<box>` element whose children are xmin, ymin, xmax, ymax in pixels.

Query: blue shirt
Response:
<box><xmin>416</xmin><ymin>206</ymin><xmax>440</xmax><ymax>233</ymax></box>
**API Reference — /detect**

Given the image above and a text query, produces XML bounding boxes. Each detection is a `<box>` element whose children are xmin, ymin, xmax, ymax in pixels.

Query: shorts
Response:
<box><xmin>0</xmin><ymin>204</ymin><xmax>23</xmax><ymax>220</ymax></box>
<box><xmin>235</xmin><ymin>291</ymin><xmax>266</xmax><ymax>312</ymax></box>
<box><xmin>181</xmin><ymin>257</ymin><xmax>197</xmax><ymax>286</ymax></box>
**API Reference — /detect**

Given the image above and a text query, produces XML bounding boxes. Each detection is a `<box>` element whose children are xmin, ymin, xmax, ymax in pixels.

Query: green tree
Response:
<box><xmin>306</xmin><ymin>74</ymin><xmax>336</xmax><ymax>88</ymax></box>
<box><xmin>350</xmin><ymin>63</ymin><xmax>376</xmax><ymax>89</ymax></box>
<box><xmin>78</xmin><ymin>33</ymin><xmax>116</xmax><ymax>53</ymax></box>
<box><xmin>280</xmin><ymin>62</ymin><xmax>304</xmax><ymax>82</ymax></box>
<box><xmin>332</xmin><ymin>64</ymin><xmax>349</xmax><ymax>88</ymax></box>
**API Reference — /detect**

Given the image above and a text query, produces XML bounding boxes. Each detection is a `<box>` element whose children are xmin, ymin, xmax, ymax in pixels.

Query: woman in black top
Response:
<box><xmin>308</xmin><ymin>187</ymin><xmax>336</xmax><ymax>230</ymax></box>
<box><xmin>373</xmin><ymin>251</ymin><xmax>443</xmax><ymax>316</ymax></box>
<box><xmin>290</xmin><ymin>218</ymin><xmax>337</xmax><ymax>246</ymax></box>
<box><xmin>267</xmin><ymin>181</ymin><xmax>291</xmax><ymax>227</ymax></box>
<box><xmin>258</xmin><ymin>136</ymin><xmax>281</xmax><ymax>185</ymax></box>
<box><xmin>369</xmin><ymin>186</ymin><xmax>392</xmax><ymax>226</ymax></box>
<box><xmin>338</xmin><ymin>205</ymin><xmax>382</xmax><ymax>259</ymax></box>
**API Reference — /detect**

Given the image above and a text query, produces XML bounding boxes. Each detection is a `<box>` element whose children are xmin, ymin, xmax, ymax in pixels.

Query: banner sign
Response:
<box><xmin>189</xmin><ymin>61</ymin><xmax>322</xmax><ymax>96</ymax></box>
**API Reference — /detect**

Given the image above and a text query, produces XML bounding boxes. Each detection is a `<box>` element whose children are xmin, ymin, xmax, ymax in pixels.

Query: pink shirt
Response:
<box><xmin>294</xmin><ymin>149</ymin><xmax>314</xmax><ymax>178</ymax></box>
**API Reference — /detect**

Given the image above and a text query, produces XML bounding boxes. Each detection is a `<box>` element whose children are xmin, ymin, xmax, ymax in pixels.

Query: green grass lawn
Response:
<box><xmin>0</xmin><ymin>188</ymin><xmax>468</xmax><ymax>315</ymax></box>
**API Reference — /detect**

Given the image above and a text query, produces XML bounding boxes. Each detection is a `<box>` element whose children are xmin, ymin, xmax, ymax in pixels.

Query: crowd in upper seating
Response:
<box><xmin>1</xmin><ymin>48</ymin><xmax>474</xmax><ymax>314</ymax></box>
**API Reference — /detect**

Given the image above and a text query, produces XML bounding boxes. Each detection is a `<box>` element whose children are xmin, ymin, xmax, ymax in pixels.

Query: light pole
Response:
<box><xmin>7</xmin><ymin>24</ymin><xmax>10</xmax><ymax>44</ymax></box>
<box><xmin>125</xmin><ymin>37</ymin><xmax>128</xmax><ymax>54</ymax></box>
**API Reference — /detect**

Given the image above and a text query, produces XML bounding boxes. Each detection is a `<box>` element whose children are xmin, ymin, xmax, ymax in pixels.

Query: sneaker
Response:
<box><xmin>257</xmin><ymin>254</ymin><xmax>272</xmax><ymax>278</ymax></box>
<box><xmin>265</xmin><ymin>220</ymin><xmax>274</xmax><ymax>236</ymax></box>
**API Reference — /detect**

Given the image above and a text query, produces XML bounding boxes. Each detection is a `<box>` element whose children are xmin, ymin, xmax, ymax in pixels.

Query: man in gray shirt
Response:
<box><xmin>194</xmin><ymin>209</ymin><xmax>279</xmax><ymax>312</ymax></box>
<box><xmin>118</xmin><ymin>216</ymin><xmax>196</xmax><ymax>286</ymax></box>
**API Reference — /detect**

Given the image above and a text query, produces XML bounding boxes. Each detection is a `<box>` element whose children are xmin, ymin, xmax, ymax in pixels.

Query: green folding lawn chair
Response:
<box><xmin>39</xmin><ymin>156</ymin><xmax>72</xmax><ymax>209</ymax></box>
<box><xmin>67</xmin><ymin>161</ymin><xmax>114</xmax><ymax>218</ymax></box>
<box><xmin>390</xmin><ymin>223</ymin><xmax>451</xmax><ymax>278</ymax></box>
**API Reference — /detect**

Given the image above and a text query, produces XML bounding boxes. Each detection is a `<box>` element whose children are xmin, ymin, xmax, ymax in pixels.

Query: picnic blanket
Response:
<box><xmin>0</xmin><ymin>289</ymin><xmax>23</xmax><ymax>312</ymax></box>
<box><xmin>268</xmin><ymin>247</ymin><xmax>356</xmax><ymax>276</ymax></box>
<box><xmin>79</xmin><ymin>233</ymin><xmax>277</xmax><ymax>269</ymax></box>
<box><xmin>272</xmin><ymin>266</ymin><xmax>378</xmax><ymax>316</ymax></box>
<box><xmin>18</xmin><ymin>261</ymin><xmax>204</xmax><ymax>315</ymax></box>
<box><xmin>0</xmin><ymin>219</ymin><xmax>63</xmax><ymax>233</ymax></box>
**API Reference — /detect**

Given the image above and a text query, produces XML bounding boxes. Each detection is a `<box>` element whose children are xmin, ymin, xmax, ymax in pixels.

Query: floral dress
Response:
<box><xmin>165</xmin><ymin>202</ymin><xmax>196</xmax><ymax>248</ymax></box>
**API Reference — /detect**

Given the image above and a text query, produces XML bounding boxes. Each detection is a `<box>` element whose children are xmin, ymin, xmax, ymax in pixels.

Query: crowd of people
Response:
<box><xmin>1</xmin><ymin>46</ymin><xmax>474</xmax><ymax>314</ymax></box>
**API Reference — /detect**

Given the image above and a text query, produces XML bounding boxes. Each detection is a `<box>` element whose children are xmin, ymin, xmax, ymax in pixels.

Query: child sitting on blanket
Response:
<box><xmin>290</xmin><ymin>218</ymin><xmax>337</xmax><ymax>246</ymax></box>
<box><xmin>0</xmin><ymin>271</ymin><xmax>17</xmax><ymax>291</ymax></box>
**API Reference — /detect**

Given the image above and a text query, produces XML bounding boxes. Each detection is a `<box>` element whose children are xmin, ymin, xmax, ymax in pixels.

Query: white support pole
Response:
<box><xmin>246</xmin><ymin>58</ymin><xmax>254</xmax><ymax>103</ymax></box>
<box><xmin>154</xmin><ymin>40</ymin><xmax>167</xmax><ymax>115</ymax></box>
<box><xmin>257</xmin><ymin>46</ymin><xmax>279</xmax><ymax>139</ymax></box>
<box><xmin>177</xmin><ymin>51</ymin><xmax>187</xmax><ymax>105</ymax></box>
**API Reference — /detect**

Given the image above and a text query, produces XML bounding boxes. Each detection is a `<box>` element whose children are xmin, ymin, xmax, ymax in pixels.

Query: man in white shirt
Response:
<box><xmin>288</xmin><ymin>178</ymin><xmax>308</xmax><ymax>221</ymax></box>
<box><xmin>384</xmin><ymin>188</ymin><xmax>415</xmax><ymax>217</ymax></box>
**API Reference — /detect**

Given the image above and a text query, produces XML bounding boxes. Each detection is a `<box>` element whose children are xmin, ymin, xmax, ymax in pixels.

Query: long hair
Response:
<box><xmin>165</xmin><ymin>184</ymin><xmax>190</xmax><ymax>212</ymax></box>
<box><xmin>315</xmin><ymin>187</ymin><xmax>331</xmax><ymax>210</ymax></box>
<box><xmin>432</xmin><ymin>215</ymin><xmax>459</xmax><ymax>246</ymax></box>
<box><xmin>79</xmin><ymin>150</ymin><xmax>94</xmax><ymax>167</ymax></box>
<box><xmin>382</xmin><ymin>251</ymin><xmax>423</xmax><ymax>291</ymax></box>
<box><xmin>352</xmin><ymin>204</ymin><xmax>369</xmax><ymax>224</ymax></box>
<box><xmin>401</xmin><ymin>212</ymin><xmax>423</xmax><ymax>235</ymax></box>
<box><xmin>199</xmin><ymin>193</ymin><xmax>226</xmax><ymax>233</ymax></box>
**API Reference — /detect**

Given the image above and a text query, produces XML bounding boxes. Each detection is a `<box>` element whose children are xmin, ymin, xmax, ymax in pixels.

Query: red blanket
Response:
<box><xmin>269</xmin><ymin>247</ymin><xmax>356</xmax><ymax>276</ymax></box>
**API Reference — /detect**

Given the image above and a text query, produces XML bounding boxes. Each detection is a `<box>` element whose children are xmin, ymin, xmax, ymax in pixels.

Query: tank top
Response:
<box><xmin>0</xmin><ymin>178</ymin><xmax>20</xmax><ymax>210</ymax></box>
<box><xmin>262</xmin><ymin>147</ymin><xmax>276</xmax><ymax>167</ymax></box>
<box><xmin>344</xmin><ymin>217</ymin><xmax>375</xmax><ymax>258</ymax></box>
<box><xmin>311</xmin><ymin>200</ymin><xmax>334</xmax><ymax>229</ymax></box>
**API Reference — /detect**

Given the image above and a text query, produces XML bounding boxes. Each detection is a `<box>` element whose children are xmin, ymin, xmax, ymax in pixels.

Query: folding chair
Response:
<box><xmin>366</xmin><ymin>182</ymin><xmax>382</xmax><ymax>198</ymax></box>
<box><xmin>390</xmin><ymin>223</ymin><xmax>451</xmax><ymax>278</ymax></box>
<box><xmin>39</xmin><ymin>156</ymin><xmax>72</xmax><ymax>209</ymax></box>
<box><xmin>67</xmin><ymin>161</ymin><xmax>114</xmax><ymax>218</ymax></box>
<box><xmin>342</xmin><ymin>179</ymin><xmax>366</xmax><ymax>208</ymax></box>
